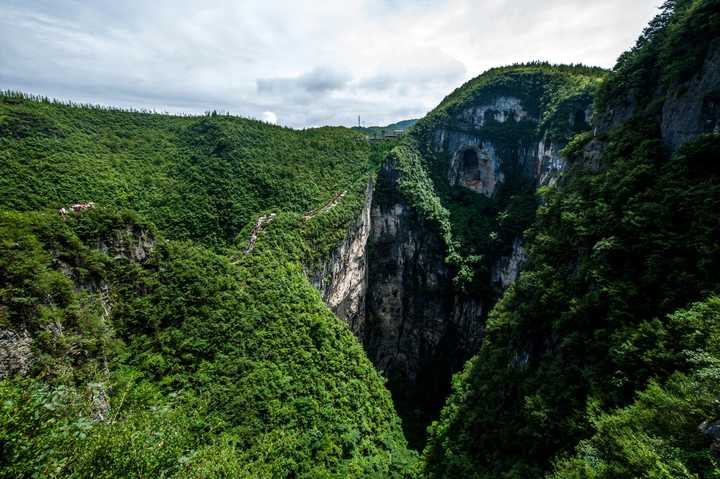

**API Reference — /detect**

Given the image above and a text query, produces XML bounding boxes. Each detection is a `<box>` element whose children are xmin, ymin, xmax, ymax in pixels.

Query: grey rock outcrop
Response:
<box><xmin>309</xmin><ymin>182</ymin><xmax>373</xmax><ymax>334</ymax></box>
<box><xmin>432</xmin><ymin>96</ymin><xmax>581</xmax><ymax>192</ymax></box>
<box><xmin>595</xmin><ymin>94</ymin><xmax>639</xmax><ymax>136</ymax></box>
<box><xmin>699</xmin><ymin>419</ymin><xmax>720</xmax><ymax>455</ymax></box>
<box><xmin>447</xmin><ymin>142</ymin><xmax>504</xmax><ymax>196</ymax></box>
<box><xmin>6</xmin><ymin>222</ymin><xmax>155</xmax><ymax>381</ymax></box>
<box><xmin>491</xmin><ymin>237</ymin><xmax>527</xmax><ymax>288</ymax></box>
<box><xmin>456</xmin><ymin>96</ymin><xmax>531</xmax><ymax>128</ymax></box>
<box><xmin>98</xmin><ymin>226</ymin><xmax>155</xmax><ymax>263</ymax></box>
<box><xmin>89</xmin><ymin>381</ymin><xmax>112</xmax><ymax>422</ymax></box>
<box><xmin>363</xmin><ymin>159</ymin><xmax>485</xmax><ymax>437</ymax></box>
<box><xmin>0</xmin><ymin>329</ymin><xmax>32</xmax><ymax>378</ymax></box>
<box><xmin>309</xmin><ymin>160</ymin><xmax>486</xmax><ymax>444</ymax></box>
<box><xmin>537</xmin><ymin>137</ymin><xmax>567</xmax><ymax>187</ymax></box>
<box><xmin>662</xmin><ymin>43</ymin><xmax>720</xmax><ymax>150</ymax></box>
<box><xmin>596</xmin><ymin>43</ymin><xmax>720</xmax><ymax>152</ymax></box>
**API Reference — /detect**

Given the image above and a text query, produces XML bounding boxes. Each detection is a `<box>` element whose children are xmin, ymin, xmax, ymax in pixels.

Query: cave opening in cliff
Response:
<box><xmin>461</xmin><ymin>148</ymin><xmax>480</xmax><ymax>179</ymax></box>
<box><xmin>573</xmin><ymin>109</ymin><xmax>589</xmax><ymax>131</ymax></box>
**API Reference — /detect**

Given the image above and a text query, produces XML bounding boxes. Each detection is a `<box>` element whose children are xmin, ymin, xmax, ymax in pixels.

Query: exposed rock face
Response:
<box><xmin>365</xmin><ymin>193</ymin><xmax>452</xmax><ymax>388</ymax></box>
<box><xmin>432</xmin><ymin>97</ymin><xmax>577</xmax><ymax>191</ymax></box>
<box><xmin>363</xmin><ymin>160</ymin><xmax>484</xmax><ymax>443</ymax></box>
<box><xmin>581</xmin><ymin>138</ymin><xmax>605</xmax><ymax>172</ymax></box>
<box><xmin>98</xmin><ymin>226</ymin><xmax>155</xmax><ymax>263</ymax></box>
<box><xmin>313</xmin><ymin>92</ymin><xmax>593</xmax><ymax>445</ymax></box>
<box><xmin>537</xmin><ymin>137</ymin><xmax>567</xmax><ymax>187</ymax></box>
<box><xmin>89</xmin><ymin>381</ymin><xmax>111</xmax><ymax>422</ymax></box>
<box><xmin>314</xmin><ymin>167</ymin><xmax>485</xmax><ymax>394</ymax></box>
<box><xmin>457</xmin><ymin>96</ymin><xmax>531</xmax><ymax>128</ymax></box>
<box><xmin>448</xmin><ymin>143</ymin><xmax>504</xmax><ymax>196</ymax></box>
<box><xmin>662</xmin><ymin>43</ymin><xmax>720</xmax><ymax>150</ymax></box>
<box><xmin>595</xmin><ymin>94</ymin><xmax>638</xmax><ymax>136</ymax></box>
<box><xmin>700</xmin><ymin>419</ymin><xmax>720</xmax><ymax>455</ymax></box>
<box><xmin>310</xmin><ymin>160</ymin><xmax>486</xmax><ymax>446</ymax></box>
<box><xmin>491</xmin><ymin>237</ymin><xmax>527</xmax><ymax>288</ymax></box>
<box><xmin>0</xmin><ymin>329</ymin><xmax>32</xmax><ymax>378</ymax></box>
<box><xmin>596</xmin><ymin>44</ymin><xmax>720</xmax><ymax>152</ymax></box>
<box><xmin>310</xmin><ymin>182</ymin><xmax>373</xmax><ymax>334</ymax></box>
<box><xmin>435</xmin><ymin>129</ymin><xmax>540</xmax><ymax>183</ymax></box>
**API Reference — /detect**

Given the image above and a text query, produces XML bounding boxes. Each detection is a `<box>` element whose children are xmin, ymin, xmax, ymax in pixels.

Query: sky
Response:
<box><xmin>0</xmin><ymin>0</ymin><xmax>663</xmax><ymax>128</ymax></box>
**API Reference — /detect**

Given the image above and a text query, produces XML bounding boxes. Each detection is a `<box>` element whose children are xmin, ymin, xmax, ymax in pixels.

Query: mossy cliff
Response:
<box><xmin>2</xmin><ymin>0</ymin><xmax>720</xmax><ymax>476</ymax></box>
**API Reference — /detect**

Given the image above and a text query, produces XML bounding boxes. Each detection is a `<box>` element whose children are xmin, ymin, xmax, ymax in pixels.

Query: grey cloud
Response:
<box><xmin>359</xmin><ymin>74</ymin><xmax>395</xmax><ymax>91</ymax></box>
<box><xmin>300</xmin><ymin>67</ymin><xmax>352</xmax><ymax>93</ymax></box>
<box><xmin>258</xmin><ymin>67</ymin><xmax>351</xmax><ymax>95</ymax></box>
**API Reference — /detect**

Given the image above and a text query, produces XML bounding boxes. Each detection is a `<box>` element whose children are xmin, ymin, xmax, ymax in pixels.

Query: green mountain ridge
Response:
<box><xmin>352</xmin><ymin>119</ymin><xmax>419</xmax><ymax>140</ymax></box>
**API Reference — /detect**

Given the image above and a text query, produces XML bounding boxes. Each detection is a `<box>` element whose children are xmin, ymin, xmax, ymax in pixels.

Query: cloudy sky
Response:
<box><xmin>0</xmin><ymin>0</ymin><xmax>662</xmax><ymax>128</ymax></box>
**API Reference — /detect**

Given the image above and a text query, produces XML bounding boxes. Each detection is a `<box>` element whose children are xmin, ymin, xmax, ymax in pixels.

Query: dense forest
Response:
<box><xmin>2</xmin><ymin>0</ymin><xmax>720</xmax><ymax>478</ymax></box>
<box><xmin>420</xmin><ymin>0</ymin><xmax>720</xmax><ymax>477</ymax></box>
<box><xmin>0</xmin><ymin>99</ymin><xmax>415</xmax><ymax>477</ymax></box>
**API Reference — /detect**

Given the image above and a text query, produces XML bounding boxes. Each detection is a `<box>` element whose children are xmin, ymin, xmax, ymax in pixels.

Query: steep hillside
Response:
<box><xmin>422</xmin><ymin>1</ymin><xmax>720</xmax><ymax>477</ymax></box>
<box><xmin>0</xmin><ymin>98</ymin><xmax>416</xmax><ymax>477</ymax></box>
<box><xmin>352</xmin><ymin>63</ymin><xmax>606</xmax><ymax>446</ymax></box>
<box><xmin>3</xmin><ymin>1</ymin><xmax>720</xmax><ymax>476</ymax></box>
<box><xmin>0</xmin><ymin>94</ymin><xmax>372</xmax><ymax>249</ymax></box>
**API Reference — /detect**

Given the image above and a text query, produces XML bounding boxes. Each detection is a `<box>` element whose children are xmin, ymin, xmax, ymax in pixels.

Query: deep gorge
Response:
<box><xmin>2</xmin><ymin>1</ymin><xmax>720</xmax><ymax>477</ymax></box>
<box><xmin>312</xmin><ymin>77</ymin><xmax>598</xmax><ymax>446</ymax></box>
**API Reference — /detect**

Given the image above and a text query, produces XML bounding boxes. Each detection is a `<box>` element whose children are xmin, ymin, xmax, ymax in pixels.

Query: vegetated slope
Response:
<box><xmin>360</xmin><ymin>62</ymin><xmax>606</xmax><ymax>448</ymax></box>
<box><xmin>422</xmin><ymin>1</ymin><xmax>720</xmax><ymax>477</ymax></box>
<box><xmin>0</xmin><ymin>94</ymin><xmax>372</xmax><ymax>248</ymax></box>
<box><xmin>390</xmin><ymin>62</ymin><xmax>606</xmax><ymax>295</ymax></box>
<box><xmin>352</xmin><ymin>119</ymin><xmax>418</xmax><ymax>138</ymax></box>
<box><xmin>0</xmin><ymin>98</ymin><xmax>416</xmax><ymax>477</ymax></box>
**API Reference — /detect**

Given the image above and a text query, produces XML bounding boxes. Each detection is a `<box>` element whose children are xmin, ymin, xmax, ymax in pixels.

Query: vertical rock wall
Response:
<box><xmin>309</xmin><ymin>182</ymin><xmax>373</xmax><ymax>335</ymax></box>
<box><xmin>312</xmin><ymin>91</ymin><xmax>595</xmax><ymax>446</ymax></box>
<box><xmin>662</xmin><ymin>43</ymin><xmax>720</xmax><ymax>150</ymax></box>
<box><xmin>363</xmin><ymin>159</ymin><xmax>485</xmax><ymax>445</ymax></box>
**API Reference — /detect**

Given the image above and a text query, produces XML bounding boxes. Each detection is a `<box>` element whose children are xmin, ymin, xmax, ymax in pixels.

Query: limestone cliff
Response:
<box><xmin>596</xmin><ymin>37</ymin><xmax>720</xmax><ymax>153</ymax></box>
<box><xmin>0</xmin><ymin>212</ymin><xmax>156</xmax><ymax>381</ymax></box>
<box><xmin>491</xmin><ymin>237</ymin><xmax>526</xmax><ymax>288</ymax></box>
<box><xmin>662</xmin><ymin>43</ymin><xmax>720</xmax><ymax>150</ymax></box>
<box><xmin>309</xmin><ymin>182</ymin><xmax>373</xmax><ymax>335</ymax></box>
<box><xmin>313</xmin><ymin>66</ymin><xmax>605</xmax><ymax>446</ymax></box>
<box><xmin>363</xmin><ymin>159</ymin><xmax>484</xmax><ymax>443</ymax></box>
<box><xmin>432</xmin><ymin>94</ymin><xmax>591</xmax><ymax>191</ymax></box>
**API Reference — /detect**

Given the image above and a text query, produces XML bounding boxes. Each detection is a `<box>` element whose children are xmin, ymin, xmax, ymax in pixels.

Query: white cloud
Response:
<box><xmin>262</xmin><ymin>111</ymin><xmax>278</xmax><ymax>124</ymax></box>
<box><xmin>0</xmin><ymin>0</ymin><xmax>662</xmax><ymax>128</ymax></box>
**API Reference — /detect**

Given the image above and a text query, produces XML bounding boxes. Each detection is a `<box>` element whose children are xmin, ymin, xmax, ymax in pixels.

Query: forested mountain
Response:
<box><xmin>352</xmin><ymin>119</ymin><xmax>418</xmax><ymax>139</ymax></box>
<box><xmin>2</xmin><ymin>0</ymin><xmax>720</xmax><ymax>478</ymax></box>
<box><xmin>0</xmin><ymin>99</ymin><xmax>415</xmax><ymax>477</ymax></box>
<box><xmin>357</xmin><ymin>62</ymin><xmax>607</xmax><ymax>449</ymax></box>
<box><xmin>418</xmin><ymin>0</ymin><xmax>720</xmax><ymax>477</ymax></box>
